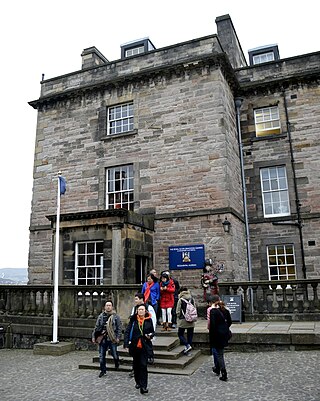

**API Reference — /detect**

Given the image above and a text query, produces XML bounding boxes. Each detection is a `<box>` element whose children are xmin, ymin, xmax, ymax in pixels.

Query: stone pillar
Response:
<box><xmin>111</xmin><ymin>224</ymin><xmax>123</xmax><ymax>284</ymax></box>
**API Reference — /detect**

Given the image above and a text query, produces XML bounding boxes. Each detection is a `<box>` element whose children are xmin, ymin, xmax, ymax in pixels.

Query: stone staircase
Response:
<box><xmin>78</xmin><ymin>332</ymin><xmax>207</xmax><ymax>376</ymax></box>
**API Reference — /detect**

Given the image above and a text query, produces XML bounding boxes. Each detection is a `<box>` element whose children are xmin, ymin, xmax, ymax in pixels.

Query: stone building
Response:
<box><xmin>28</xmin><ymin>14</ymin><xmax>320</xmax><ymax>289</ymax></box>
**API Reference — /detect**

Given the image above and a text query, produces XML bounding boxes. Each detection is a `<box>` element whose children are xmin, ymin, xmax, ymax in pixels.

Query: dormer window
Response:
<box><xmin>121</xmin><ymin>38</ymin><xmax>156</xmax><ymax>59</ymax></box>
<box><xmin>248</xmin><ymin>44</ymin><xmax>280</xmax><ymax>66</ymax></box>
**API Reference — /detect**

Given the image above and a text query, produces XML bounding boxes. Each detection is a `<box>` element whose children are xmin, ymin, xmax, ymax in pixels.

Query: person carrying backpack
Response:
<box><xmin>176</xmin><ymin>287</ymin><xmax>197</xmax><ymax>355</ymax></box>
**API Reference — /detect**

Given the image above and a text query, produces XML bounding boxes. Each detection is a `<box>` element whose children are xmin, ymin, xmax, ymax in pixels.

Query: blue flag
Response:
<box><xmin>59</xmin><ymin>176</ymin><xmax>66</xmax><ymax>195</ymax></box>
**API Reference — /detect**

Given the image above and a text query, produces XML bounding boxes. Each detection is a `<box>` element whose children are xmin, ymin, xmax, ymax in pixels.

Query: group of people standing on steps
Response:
<box><xmin>141</xmin><ymin>269</ymin><xmax>180</xmax><ymax>331</ymax></box>
<box><xmin>92</xmin><ymin>267</ymin><xmax>232</xmax><ymax>395</ymax></box>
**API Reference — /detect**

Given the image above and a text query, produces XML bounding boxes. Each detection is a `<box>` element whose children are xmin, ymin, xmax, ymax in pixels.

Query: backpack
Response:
<box><xmin>181</xmin><ymin>298</ymin><xmax>198</xmax><ymax>322</ymax></box>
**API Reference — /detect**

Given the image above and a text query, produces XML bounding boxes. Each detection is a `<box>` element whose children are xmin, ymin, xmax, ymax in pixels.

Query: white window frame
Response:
<box><xmin>106</xmin><ymin>165</ymin><xmax>134</xmax><ymax>210</ymax></box>
<box><xmin>253</xmin><ymin>52</ymin><xmax>275</xmax><ymax>65</ymax></box>
<box><xmin>75</xmin><ymin>241</ymin><xmax>104</xmax><ymax>285</ymax></box>
<box><xmin>254</xmin><ymin>106</ymin><xmax>281</xmax><ymax>137</ymax></box>
<box><xmin>125</xmin><ymin>46</ymin><xmax>145</xmax><ymax>57</ymax></box>
<box><xmin>260</xmin><ymin>166</ymin><xmax>290</xmax><ymax>218</ymax></box>
<box><xmin>267</xmin><ymin>244</ymin><xmax>297</xmax><ymax>281</ymax></box>
<box><xmin>107</xmin><ymin>102</ymin><xmax>134</xmax><ymax>135</ymax></box>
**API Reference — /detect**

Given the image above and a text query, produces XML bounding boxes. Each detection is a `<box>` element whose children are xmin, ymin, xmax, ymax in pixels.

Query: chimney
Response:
<box><xmin>81</xmin><ymin>46</ymin><xmax>109</xmax><ymax>69</ymax></box>
<box><xmin>215</xmin><ymin>14</ymin><xmax>247</xmax><ymax>69</ymax></box>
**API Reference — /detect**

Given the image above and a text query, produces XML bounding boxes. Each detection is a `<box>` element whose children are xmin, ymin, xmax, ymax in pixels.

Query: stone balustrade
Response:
<box><xmin>0</xmin><ymin>279</ymin><xmax>319</xmax><ymax>320</ymax></box>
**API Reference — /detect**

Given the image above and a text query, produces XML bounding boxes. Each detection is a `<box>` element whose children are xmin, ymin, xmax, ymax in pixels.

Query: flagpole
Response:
<box><xmin>52</xmin><ymin>172</ymin><xmax>61</xmax><ymax>344</ymax></box>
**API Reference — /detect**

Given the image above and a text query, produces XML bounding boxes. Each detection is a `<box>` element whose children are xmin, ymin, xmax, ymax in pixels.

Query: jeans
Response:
<box><xmin>211</xmin><ymin>347</ymin><xmax>219</xmax><ymax>368</ymax></box>
<box><xmin>178</xmin><ymin>327</ymin><xmax>194</xmax><ymax>347</ymax></box>
<box><xmin>99</xmin><ymin>338</ymin><xmax>119</xmax><ymax>373</ymax></box>
<box><xmin>215</xmin><ymin>347</ymin><xmax>226</xmax><ymax>370</ymax></box>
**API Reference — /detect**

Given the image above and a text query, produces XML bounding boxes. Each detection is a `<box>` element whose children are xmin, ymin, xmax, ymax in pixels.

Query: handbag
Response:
<box><xmin>95</xmin><ymin>330</ymin><xmax>106</xmax><ymax>344</ymax></box>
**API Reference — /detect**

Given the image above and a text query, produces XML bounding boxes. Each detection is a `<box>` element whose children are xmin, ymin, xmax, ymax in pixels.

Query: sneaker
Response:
<box><xmin>98</xmin><ymin>371</ymin><xmax>106</xmax><ymax>378</ymax></box>
<box><xmin>184</xmin><ymin>345</ymin><xmax>192</xmax><ymax>353</ymax></box>
<box><xmin>140</xmin><ymin>388</ymin><xmax>149</xmax><ymax>394</ymax></box>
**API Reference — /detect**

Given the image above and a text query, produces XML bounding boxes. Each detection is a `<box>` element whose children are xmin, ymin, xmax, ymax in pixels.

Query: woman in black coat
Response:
<box><xmin>124</xmin><ymin>304</ymin><xmax>155</xmax><ymax>394</ymax></box>
<box><xmin>209</xmin><ymin>299</ymin><xmax>232</xmax><ymax>381</ymax></box>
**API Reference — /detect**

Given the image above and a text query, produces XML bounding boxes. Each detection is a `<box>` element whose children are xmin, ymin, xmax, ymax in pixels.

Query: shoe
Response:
<box><xmin>161</xmin><ymin>323</ymin><xmax>167</xmax><ymax>331</ymax></box>
<box><xmin>135</xmin><ymin>384</ymin><xmax>141</xmax><ymax>389</ymax></box>
<box><xmin>140</xmin><ymin>387</ymin><xmax>149</xmax><ymax>394</ymax></box>
<box><xmin>98</xmin><ymin>371</ymin><xmax>106</xmax><ymax>378</ymax></box>
<box><xmin>185</xmin><ymin>344</ymin><xmax>192</xmax><ymax>353</ymax></box>
<box><xmin>128</xmin><ymin>369</ymin><xmax>134</xmax><ymax>378</ymax></box>
<box><xmin>219</xmin><ymin>369</ymin><xmax>228</xmax><ymax>381</ymax></box>
<box><xmin>212</xmin><ymin>366</ymin><xmax>220</xmax><ymax>376</ymax></box>
<box><xmin>171</xmin><ymin>323</ymin><xmax>176</xmax><ymax>329</ymax></box>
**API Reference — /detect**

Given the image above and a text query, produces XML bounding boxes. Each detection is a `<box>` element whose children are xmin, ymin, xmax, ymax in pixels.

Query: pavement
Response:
<box><xmin>193</xmin><ymin>319</ymin><xmax>320</xmax><ymax>335</ymax></box>
<box><xmin>1</xmin><ymin>321</ymin><xmax>319</xmax><ymax>401</ymax></box>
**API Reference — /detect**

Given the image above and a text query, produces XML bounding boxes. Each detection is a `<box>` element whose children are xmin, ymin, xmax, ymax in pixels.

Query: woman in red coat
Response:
<box><xmin>159</xmin><ymin>272</ymin><xmax>175</xmax><ymax>331</ymax></box>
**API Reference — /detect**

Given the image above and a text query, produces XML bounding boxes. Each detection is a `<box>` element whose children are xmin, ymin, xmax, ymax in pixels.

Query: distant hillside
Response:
<box><xmin>0</xmin><ymin>268</ymin><xmax>28</xmax><ymax>284</ymax></box>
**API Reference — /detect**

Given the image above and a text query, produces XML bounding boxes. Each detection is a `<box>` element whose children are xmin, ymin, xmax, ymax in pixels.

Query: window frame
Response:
<box><xmin>267</xmin><ymin>244</ymin><xmax>297</xmax><ymax>281</ymax></box>
<box><xmin>107</xmin><ymin>102</ymin><xmax>134</xmax><ymax>136</ymax></box>
<box><xmin>125</xmin><ymin>46</ymin><xmax>145</xmax><ymax>57</ymax></box>
<box><xmin>253</xmin><ymin>52</ymin><xmax>275</xmax><ymax>65</ymax></box>
<box><xmin>254</xmin><ymin>106</ymin><xmax>281</xmax><ymax>137</ymax></box>
<box><xmin>75</xmin><ymin>241</ymin><xmax>104</xmax><ymax>285</ymax></box>
<box><xmin>260</xmin><ymin>166</ymin><xmax>290</xmax><ymax>218</ymax></box>
<box><xmin>106</xmin><ymin>164</ymin><xmax>134</xmax><ymax>210</ymax></box>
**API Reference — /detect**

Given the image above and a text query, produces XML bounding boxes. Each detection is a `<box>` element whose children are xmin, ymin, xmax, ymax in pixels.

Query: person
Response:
<box><xmin>170</xmin><ymin>272</ymin><xmax>180</xmax><ymax>329</ymax></box>
<box><xmin>128</xmin><ymin>293</ymin><xmax>156</xmax><ymax>378</ymax></box>
<box><xmin>130</xmin><ymin>292</ymin><xmax>157</xmax><ymax>332</ymax></box>
<box><xmin>201</xmin><ymin>258</ymin><xmax>222</xmax><ymax>301</ymax></box>
<box><xmin>92</xmin><ymin>300</ymin><xmax>122</xmax><ymax>377</ymax></box>
<box><xmin>159</xmin><ymin>271</ymin><xmax>175</xmax><ymax>331</ymax></box>
<box><xmin>209</xmin><ymin>297</ymin><xmax>232</xmax><ymax>381</ymax></box>
<box><xmin>142</xmin><ymin>273</ymin><xmax>160</xmax><ymax>317</ymax></box>
<box><xmin>176</xmin><ymin>287</ymin><xmax>197</xmax><ymax>354</ymax></box>
<box><xmin>206</xmin><ymin>294</ymin><xmax>220</xmax><ymax>375</ymax></box>
<box><xmin>149</xmin><ymin>269</ymin><xmax>162</xmax><ymax>326</ymax></box>
<box><xmin>124</xmin><ymin>304</ymin><xmax>155</xmax><ymax>394</ymax></box>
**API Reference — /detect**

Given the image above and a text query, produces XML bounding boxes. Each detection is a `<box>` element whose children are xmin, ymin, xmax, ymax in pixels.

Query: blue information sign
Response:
<box><xmin>169</xmin><ymin>244</ymin><xmax>205</xmax><ymax>270</ymax></box>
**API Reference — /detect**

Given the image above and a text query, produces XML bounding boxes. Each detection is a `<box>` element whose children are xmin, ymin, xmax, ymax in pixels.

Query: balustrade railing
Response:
<box><xmin>219</xmin><ymin>279</ymin><xmax>320</xmax><ymax>315</ymax></box>
<box><xmin>0</xmin><ymin>279</ymin><xmax>319</xmax><ymax>319</ymax></box>
<box><xmin>0</xmin><ymin>285</ymin><xmax>140</xmax><ymax>320</ymax></box>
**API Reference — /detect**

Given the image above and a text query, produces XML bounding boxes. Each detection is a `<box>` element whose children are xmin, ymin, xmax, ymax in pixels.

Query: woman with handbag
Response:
<box><xmin>124</xmin><ymin>304</ymin><xmax>155</xmax><ymax>394</ymax></box>
<box><xmin>209</xmin><ymin>297</ymin><xmax>232</xmax><ymax>381</ymax></box>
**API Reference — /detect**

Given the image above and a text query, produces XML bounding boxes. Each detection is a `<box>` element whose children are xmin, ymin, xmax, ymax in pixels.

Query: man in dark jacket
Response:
<box><xmin>92</xmin><ymin>300</ymin><xmax>122</xmax><ymax>377</ymax></box>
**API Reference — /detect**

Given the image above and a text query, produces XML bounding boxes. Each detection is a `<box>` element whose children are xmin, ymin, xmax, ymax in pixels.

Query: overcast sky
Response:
<box><xmin>0</xmin><ymin>0</ymin><xmax>318</xmax><ymax>269</ymax></box>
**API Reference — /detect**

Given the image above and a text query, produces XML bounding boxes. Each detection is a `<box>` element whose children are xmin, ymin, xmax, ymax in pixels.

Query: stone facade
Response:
<box><xmin>28</xmin><ymin>14</ymin><xmax>320</xmax><ymax>289</ymax></box>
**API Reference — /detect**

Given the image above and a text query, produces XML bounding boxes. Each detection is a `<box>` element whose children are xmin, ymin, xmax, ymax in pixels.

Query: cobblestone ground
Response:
<box><xmin>1</xmin><ymin>349</ymin><xmax>319</xmax><ymax>401</ymax></box>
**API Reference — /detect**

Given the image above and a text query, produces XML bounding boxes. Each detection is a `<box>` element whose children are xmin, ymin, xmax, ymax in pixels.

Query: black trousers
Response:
<box><xmin>131</xmin><ymin>348</ymin><xmax>148</xmax><ymax>388</ymax></box>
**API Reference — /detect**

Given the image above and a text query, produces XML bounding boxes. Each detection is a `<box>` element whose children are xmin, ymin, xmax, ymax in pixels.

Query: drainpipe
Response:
<box><xmin>235</xmin><ymin>98</ymin><xmax>253</xmax><ymax>314</ymax></box>
<box><xmin>282</xmin><ymin>90</ymin><xmax>307</xmax><ymax>279</ymax></box>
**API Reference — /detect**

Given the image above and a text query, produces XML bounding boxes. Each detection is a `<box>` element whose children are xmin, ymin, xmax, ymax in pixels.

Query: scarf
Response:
<box><xmin>137</xmin><ymin>315</ymin><xmax>145</xmax><ymax>348</ymax></box>
<box><xmin>144</xmin><ymin>281</ymin><xmax>154</xmax><ymax>303</ymax></box>
<box><xmin>161</xmin><ymin>280</ymin><xmax>169</xmax><ymax>287</ymax></box>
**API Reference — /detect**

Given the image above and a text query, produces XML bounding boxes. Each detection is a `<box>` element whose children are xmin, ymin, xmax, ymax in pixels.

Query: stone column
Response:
<box><xmin>111</xmin><ymin>223</ymin><xmax>123</xmax><ymax>284</ymax></box>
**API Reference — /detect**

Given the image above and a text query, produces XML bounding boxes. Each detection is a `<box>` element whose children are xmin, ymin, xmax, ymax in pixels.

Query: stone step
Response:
<box><xmin>97</xmin><ymin>348</ymin><xmax>202</xmax><ymax>368</ymax></box>
<box><xmin>79</xmin><ymin>353</ymin><xmax>209</xmax><ymax>376</ymax></box>
<box><xmin>97</xmin><ymin>344</ymin><xmax>187</xmax><ymax>360</ymax></box>
<box><xmin>79</xmin><ymin>335</ymin><xmax>205</xmax><ymax>375</ymax></box>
